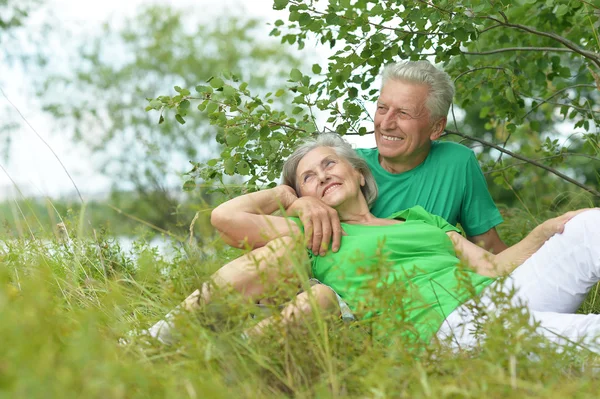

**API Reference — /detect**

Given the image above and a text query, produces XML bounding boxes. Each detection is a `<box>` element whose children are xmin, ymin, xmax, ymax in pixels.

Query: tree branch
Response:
<box><xmin>484</xmin><ymin>15</ymin><xmax>600</xmax><ymax>68</ymax></box>
<box><xmin>484</xmin><ymin>153</ymin><xmax>600</xmax><ymax>175</ymax></box>
<box><xmin>462</xmin><ymin>47</ymin><xmax>573</xmax><ymax>55</ymax></box>
<box><xmin>443</xmin><ymin>128</ymin><xmax>600</xmax><ymax>197</ymax></box>
<box><xmin>521</xmin><ymin>84</ymin><xmax>598</xmax><ymax>120</ymax></box>
<box><xmin>453</xmin><ymin>66</ymin><xmax>508</xmax><ymax>82</ymax></box>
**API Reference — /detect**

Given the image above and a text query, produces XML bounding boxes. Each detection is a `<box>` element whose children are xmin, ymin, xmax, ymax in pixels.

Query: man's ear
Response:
<box><xmin>429</xmin><ymin>117</ymin><xmax>447</xmax><ymax>140</ymax></box>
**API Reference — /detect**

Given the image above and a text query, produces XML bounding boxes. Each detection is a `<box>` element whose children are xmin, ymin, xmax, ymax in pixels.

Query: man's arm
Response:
<box><xmin>467</xmin><ymin>227</ymin><xmax>508</xmax><ymax>254</ymax></box>
<box><xmin>286</xmin><ymin>197</ymin><xmax>345</xmax><ymax>256</ymax></box>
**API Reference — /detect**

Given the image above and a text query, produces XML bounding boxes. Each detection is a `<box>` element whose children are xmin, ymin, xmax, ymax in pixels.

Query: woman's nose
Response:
<box><xmin>316</xmin><ymin>170</ymin><xmax>330</xmax><ymax>183</ymax></box>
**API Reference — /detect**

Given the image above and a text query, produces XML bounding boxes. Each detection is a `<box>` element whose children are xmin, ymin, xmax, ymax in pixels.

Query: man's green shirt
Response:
<box><xmin>356</xmin><ymin>141</ymin><xmax>503</xmax><ymax>237</ymax></box>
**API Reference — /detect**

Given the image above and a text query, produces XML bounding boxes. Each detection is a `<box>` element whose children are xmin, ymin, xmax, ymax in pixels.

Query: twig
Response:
<box><xmin>462</xmin><ymin>47</ymin><xmax>573</xmax><ymax>55</ymax></box>
<box><xmin>443</xmin><ymin>128</ymin><xmax>600</xmax><ymax>197</ymax></box>
<box><xmin>522</xmin><ymin>84</ymin><xmax>598</xmax><ymax>120</ymax></box>
<box><xmin>106</xmin><ymin>203</ymin><xmax>186</xmax><ymax>241</ymax></box>
<box><xmin>484</xmin><ymin>153</ymin><xmax>600</xmax><ymax>175</ymax></box>
<box><xmin>0</xmin><ymin>86</ymin><xmax>84</xmax><ymax>203</ymax></box>
<box><xmin>484</xmin><ymin>15</ymin><xmax>600</xmax><ymax>68</ymax></box>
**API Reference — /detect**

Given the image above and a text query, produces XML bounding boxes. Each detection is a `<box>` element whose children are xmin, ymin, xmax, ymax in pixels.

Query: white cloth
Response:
<box><xmin>437</xmin><ymin>209</ymin><xmax>600</xmax><ymax>353</ymax></box>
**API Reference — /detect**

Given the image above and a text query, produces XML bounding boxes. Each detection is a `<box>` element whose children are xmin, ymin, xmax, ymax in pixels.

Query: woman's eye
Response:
<box><xmin>303</xmin><ymin>174</ymin><xmax>314</xmax><ymax>183</ymax></box>
<box><xmin>325</xmin><ymin>160</ymin><xmax>336</xmax><ymax>168</ymax></box>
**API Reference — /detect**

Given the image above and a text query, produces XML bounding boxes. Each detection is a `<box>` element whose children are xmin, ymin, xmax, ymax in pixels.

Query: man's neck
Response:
<box><xmin>378</xmin><ymin>145</ymin><xmax>431</xmax><ymax>174</ymax></box>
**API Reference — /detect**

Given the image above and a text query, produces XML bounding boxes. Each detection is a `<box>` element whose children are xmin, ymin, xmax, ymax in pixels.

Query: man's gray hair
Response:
<box><xmin>381</xmin><ymin>60</ymin><xmax>455</xmax><ymax>121</ymax></box>
<box><xmin>282</xmin><ymin>133</ymin><xmax>378</xmax><ymax>206</ymax></box>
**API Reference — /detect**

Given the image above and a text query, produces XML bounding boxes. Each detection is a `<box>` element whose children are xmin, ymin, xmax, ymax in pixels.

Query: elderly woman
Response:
<box><xmin>147</xmin><ymin>133</ymin><xmax>600</xmax><ymax>352</ymax></box>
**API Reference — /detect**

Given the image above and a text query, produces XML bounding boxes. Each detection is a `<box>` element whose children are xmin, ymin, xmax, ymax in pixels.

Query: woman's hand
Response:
<box><xmin>536</xmin><ymin>208</ymin><xmax>598</xmax><ymax>240</ymax></box>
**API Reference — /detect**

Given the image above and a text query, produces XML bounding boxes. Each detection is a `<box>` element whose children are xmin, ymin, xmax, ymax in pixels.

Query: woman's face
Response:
<box><xmin>295</xmin><ymin>146</ymin><xmax>365</xmax><ymax>207</ymax></box>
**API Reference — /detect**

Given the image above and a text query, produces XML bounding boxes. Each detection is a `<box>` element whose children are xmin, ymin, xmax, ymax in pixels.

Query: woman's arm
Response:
<box><xmin>448</xmin><ymin>208</ymin><xmax>595</xmax><ymax>277</ymax></box>
<box><xmin>210</xmin><ymin>185</ymin><xmax>302</xmax><ymax>249</ymax></box>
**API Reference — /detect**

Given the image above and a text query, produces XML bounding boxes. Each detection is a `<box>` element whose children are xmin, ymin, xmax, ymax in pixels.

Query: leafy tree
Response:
<box><xmin>151</xmin><ymin>0</ymin><xmax>599</xmax><ymax>211</ymax></box>
<box><xmin>40</xmin><ymin>5</ymin><xmax>305</xmax><ymax>230</ymax></box>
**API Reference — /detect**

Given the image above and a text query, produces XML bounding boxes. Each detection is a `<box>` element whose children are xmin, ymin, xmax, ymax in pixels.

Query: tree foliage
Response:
<box><xmin>151</xmin><ymin>0</ymin><xmax>600</xmax><ymax>207</ymax></box>
<box><xmin>40</xmin><ymin>5</ymin><xmax>306</xmax><ymax>228</ymax></box>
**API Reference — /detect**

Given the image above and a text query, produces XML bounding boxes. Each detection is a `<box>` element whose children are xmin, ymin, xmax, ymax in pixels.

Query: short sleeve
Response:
<box><xmin>459</xmin><ymin>153</ymin><xmax>504</xmax><ymax>237</ymax></box>
<box><xmin>389</xmin><ymin>206</ymin><xmax>461</xmax><ymax>234</ymax></box>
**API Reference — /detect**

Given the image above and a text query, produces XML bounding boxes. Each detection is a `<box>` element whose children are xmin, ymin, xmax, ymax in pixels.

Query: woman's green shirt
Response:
<box><xmin>310</xmin><ymin>206</ymin><xmax>495</xmax><ymax>343</ymax></box>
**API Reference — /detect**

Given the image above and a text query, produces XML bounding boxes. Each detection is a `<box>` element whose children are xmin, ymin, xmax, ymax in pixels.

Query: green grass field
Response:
<box><xmin>1</xmin><ymin>205</ymin><xmax>599</xmax><ymax>398</ymax></box>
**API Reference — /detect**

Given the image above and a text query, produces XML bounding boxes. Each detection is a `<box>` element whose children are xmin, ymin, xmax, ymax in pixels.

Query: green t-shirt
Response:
<box><xmin>356</xmin><ymin>141</ymin><xmax>503</xmax><ymax>237</ymax></box>
<box><xmin>310</xmin><ymin>206</ymin><xmax>495</xmax><ymax>344</ymax></box>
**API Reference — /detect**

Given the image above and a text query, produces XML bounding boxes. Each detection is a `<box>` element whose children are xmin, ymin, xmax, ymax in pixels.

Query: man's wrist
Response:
<box><xmin>276</xmin><ymin>185</ymin><xmax>298</xmax><ymax>209</ymax></box>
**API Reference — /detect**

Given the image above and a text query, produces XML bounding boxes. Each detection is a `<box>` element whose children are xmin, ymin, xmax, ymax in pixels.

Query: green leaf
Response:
<box><xmin>175</xmin><ymin>114</ymin><xmax>186</xmax><ymax>125</ymax></box>
<box><xmin>226</xmin><ymin>133</ymin><xmax>241</xmax><ymax>147</ymax></box>
<box><xmin>290</xmin><ymin>68</ymin><xmax>303</xmax><ymax>82</ymax></box>
<box><xmin>273</xmin><ymin>0</ymin><xmax>289</xmax><ymax>10</ymax></box>
<box><xmin>505</xmin><ymin>87</ymin><xmax>516</xmax><ymax>103</ymax></box>
<box><xmin>183</xmin><ymin>180</ymin><xmax>196</xmax><ymax>191</ymax></box>
<box><xmin>158</xmin><ymin>115</ymin><xmax>164</xmax><ymax>124</ymax></box>
<box><xmin>237</xmin><ymin>161</ymin><xmax>250</xmax><ymax>175</ymax></box>
<box><xmin>179</xmin><ymin>99</ymin><xmax>190</xmax><ymax>110</ymax></box>
<box><xmin>149</xmin><ymin>100</ymin><xmax>162</xmax><ymax>110</ymax></box>
<box><xmin>555</xmin><ymin>4</ymin><xmax>568</xmax><ymax>17</ymax></box>
<box><xmin>195</xmin><ymin>85</ymin><xmax>213</xmax><ymax>95</ymax></box>
<box><xmin>206</xmin><ymin>102</ymin><xmax>219</xmax><ymax>114</ymax></box>
<box><xmin>292</xmin><ymin>106</ymin><xmax>303</xmax><ymax>115</ymax></box>
<box><xmin>224</xmin><ymin>158</ymin><xmax>236</xmax><ymax>175</ymax></box>
<box><xmin>312</xmin><ymin>64</ymin><xmax>322</xmax><ymax>74</ymax></box>
<box><xmin>209</xmin><ymin>77</ymin><xmax>224</xmax><ymax>88</ymax></box>
<box><xmin>174</xmin><ymin>86</ymin><xmax>183</xmax><ymax>93</ymax></box>
<box><xmin>275</xmin><ymin>88</ymin><xmax>286</xmax><ymax>97</ymax></box>
<box><xmin>222</xmin><ymin>85</ymin><xmax>236</xmax><ymax>99</ymax></box>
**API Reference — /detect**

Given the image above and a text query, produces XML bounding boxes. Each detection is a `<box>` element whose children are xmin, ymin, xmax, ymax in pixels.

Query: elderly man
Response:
<box><xmin>288</xmin><ymin>60</ymin><xmax>507</xmax><ymax>255</ymax></box>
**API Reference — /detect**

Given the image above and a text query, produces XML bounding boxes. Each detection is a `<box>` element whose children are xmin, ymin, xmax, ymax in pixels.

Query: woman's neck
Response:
<box><xmin>336</xmin><ymin>195</ymin><xmax>379</xmax><ymax>224</ymax></box>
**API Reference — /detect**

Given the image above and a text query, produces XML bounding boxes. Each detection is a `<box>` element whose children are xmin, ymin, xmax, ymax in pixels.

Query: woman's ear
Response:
<box><xmin>360</xmin><ymin>173</ymin><xmax>366</xmax><ymax>187</ymax></box>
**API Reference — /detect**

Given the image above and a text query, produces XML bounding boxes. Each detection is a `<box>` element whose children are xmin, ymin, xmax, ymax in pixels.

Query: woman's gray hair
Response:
<box><xmin>282</xmin><ymin>133</ymin><xmax>378</xmax><ymax>206</ymax></box>
<box><xmin>381</xmin><ymin>60</ymin><xmax>455</xmax><ymax>121</ymax></box>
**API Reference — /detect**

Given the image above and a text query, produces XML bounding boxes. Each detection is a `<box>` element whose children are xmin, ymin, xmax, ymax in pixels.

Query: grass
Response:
<box><xmin>0</xmin><ymin>204</ymin><xmax>599</xmax><ymax>398</ymax></box>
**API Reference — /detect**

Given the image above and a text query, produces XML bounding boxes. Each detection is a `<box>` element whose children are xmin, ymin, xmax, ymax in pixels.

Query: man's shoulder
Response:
<box><xmin>355</xmin><ymin>147</ymin><xmax>379</xmax><ymax>165</ymax></box>
<box><xmin>431</xmin><ymin>141</ymin><xmax>474</xmax><ymax>158</ymax></box>
<box><xmin>429</xmin><ymin>141</ymin><xmax>476</xmax><ymax>168</ymax></box>
<box><xmin>356</xmin><ymin>147</ymin><xmax>377</xmax><ymax>156</ymax></box>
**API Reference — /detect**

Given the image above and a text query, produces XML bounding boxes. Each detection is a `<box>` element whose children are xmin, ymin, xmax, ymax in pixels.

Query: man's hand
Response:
<box><xmin>286</xmin><ymin>196</ymin><xmax>345</xmax><ymax>256</ymax></box>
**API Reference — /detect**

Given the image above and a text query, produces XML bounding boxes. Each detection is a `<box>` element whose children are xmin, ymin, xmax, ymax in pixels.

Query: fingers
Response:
<box><xmin>302</xmin><ymin>216</ymin><xmax>314</xmax><ymax>251</ymax></box>
<box><xmin>311</xmin><ymin>218</ymin><xmax>324</xmax><ymax>255</ymax></box>
<box><xmin>330</xmin><ymin>211</ymin><xmax>343</xmax><ymax>253</ymax></box>
<box><xmin>320</xmin><ymin>218</ymin><xmax>332</xmax><ymax>256</ymax></box>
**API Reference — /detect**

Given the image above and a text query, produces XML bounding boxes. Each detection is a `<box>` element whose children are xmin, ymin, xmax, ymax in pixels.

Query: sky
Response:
<box><xmin>0</xmin><ymin>0</ymin><xmax>376</xmax><ymax>200</ymax></box>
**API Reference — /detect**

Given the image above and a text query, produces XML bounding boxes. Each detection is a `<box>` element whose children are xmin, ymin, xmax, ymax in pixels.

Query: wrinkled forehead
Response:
<box><xmin>296</xmin><ymin>146</ymin><xmax>339</xmax><ymax>177</ymax></box>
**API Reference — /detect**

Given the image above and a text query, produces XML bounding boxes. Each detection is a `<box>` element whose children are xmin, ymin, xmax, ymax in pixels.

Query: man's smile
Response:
<box><xmin>381</xmin><ymin>134</ymin><xmax>404</xmax><ymax>141</ymax></box>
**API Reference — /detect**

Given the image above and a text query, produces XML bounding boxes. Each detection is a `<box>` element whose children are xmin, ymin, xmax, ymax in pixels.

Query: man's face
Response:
<box><xmin>374</xmin><ymin>79</ymin><xmax>444</xmax><ymax>165</ymax></box>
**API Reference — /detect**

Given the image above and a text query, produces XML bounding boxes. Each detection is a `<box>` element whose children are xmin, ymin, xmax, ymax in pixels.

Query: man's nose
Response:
<box><xmin>380</xmin><ymin>110</ymin><xmax>396</xmax><ymax>130</ymax></box>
